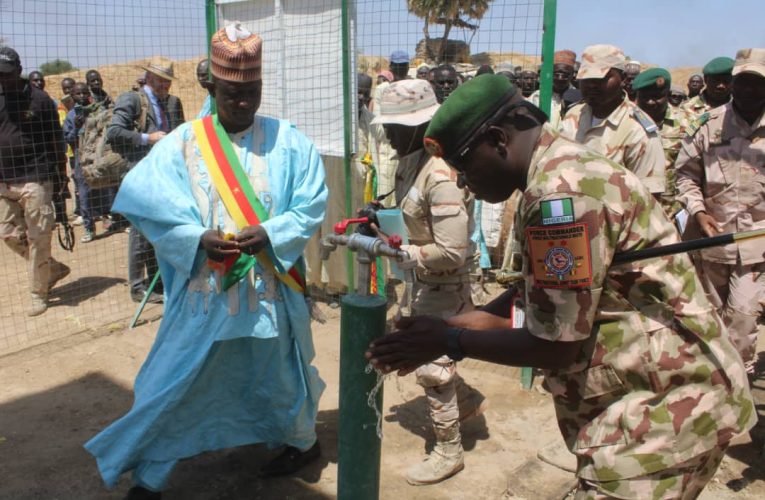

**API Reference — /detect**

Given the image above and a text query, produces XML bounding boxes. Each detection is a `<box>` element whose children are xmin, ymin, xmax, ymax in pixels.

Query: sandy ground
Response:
<box><xmin>1</xmin><ymin>296</ymin><xmax>765</xmax><ymax>500</ymax></box>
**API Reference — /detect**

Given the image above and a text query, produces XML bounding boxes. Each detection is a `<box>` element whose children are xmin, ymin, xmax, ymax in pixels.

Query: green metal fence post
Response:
<box><xmin>205</xmin><ymin>0</ymin><xmax>217</xmax><ymax>114</ymax></box>
<box><xmin>337</xmin><ymin>294</ymin><xmax>386</xmax><ymax>500</ymax></box>
<box><xmin>341</xmin><ymin>0</ymin><xmax>355</xmax><ymax>291</ymax></box>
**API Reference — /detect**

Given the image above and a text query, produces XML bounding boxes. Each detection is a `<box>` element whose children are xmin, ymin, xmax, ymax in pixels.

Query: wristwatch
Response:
<box><xmin>445</xmin><ymin>327</ymin><xmax>467</xmax><ymax>361</ymax></box>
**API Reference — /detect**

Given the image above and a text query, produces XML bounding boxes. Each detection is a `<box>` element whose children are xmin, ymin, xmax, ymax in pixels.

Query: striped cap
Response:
<box><xmin>210</xmin><ymin>23</ymin><xmax>262</xmax><ymax>82</ymax></box>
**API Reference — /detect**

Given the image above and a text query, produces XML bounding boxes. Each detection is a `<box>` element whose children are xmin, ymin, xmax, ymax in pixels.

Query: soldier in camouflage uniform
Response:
<box><xmin>675</xmin><ymin>48</ymin><xmax>765</xmax><ymax>371</ymax></box>
<box><xmin>560</xmin><ymin>45</ymin><xmax>666</xmax><ymax>196</ymax></box>
<box><xmin>367</xmin><ymin>74</ymin><xmax>755</xmax><ymax>499</ymax></box>
<box><xmin>633</xmin><ymin>68</ymin><xmax>694</xmax><ymax>220</ymax></box>
<box><xmin>681</xmin><ymin>57</ymin><xmax>734</xmax><ymax>116</ymax></box>
<box><xmin>372</xmin><ymin>79</ymin><xmax>486</xmax><ymax>486</ymax></box>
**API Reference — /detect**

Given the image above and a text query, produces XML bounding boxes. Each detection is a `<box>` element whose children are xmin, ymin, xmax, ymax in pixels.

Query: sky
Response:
<box><xmin>1</xmin><ymin>0</ymin><xmax>764</xmax><ymax>73</ymax></box>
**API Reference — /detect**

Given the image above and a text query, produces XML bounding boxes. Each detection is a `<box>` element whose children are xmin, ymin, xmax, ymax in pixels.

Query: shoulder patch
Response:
<box><xmin>526</xmin><ymin>223</ymin><xmax>593</xmax><ymax>289</ymax></box>
<box><xmin>686</xmin><ymin>112</ymin><xmax>710</xmax><ymax>137</ymax></box>
<box><xmin>540</xmin><ymin>198</ymin><xmax>574</xmax><ymax>225</ymax></box>
<box><xmin>633</xmin><ymin>107</ymin><xmax>658</xmax><ymax>134</ymax></box>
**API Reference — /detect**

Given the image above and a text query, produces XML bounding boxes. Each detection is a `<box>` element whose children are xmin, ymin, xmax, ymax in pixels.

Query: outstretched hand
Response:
<box><xmin>200</xmin><ymin>230</ymin><xmax>240</xmax><ymax>262</ymax></box>
<box><xmin>365</xmin><ymin>315</ymin><xmax>451</xmax><ymax>375</ymax></box>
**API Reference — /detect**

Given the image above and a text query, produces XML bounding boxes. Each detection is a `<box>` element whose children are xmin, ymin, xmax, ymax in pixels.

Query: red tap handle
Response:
<box><xmin>334</xmin><ymin>217</ymin><xmax>369</xmax><ymax>235</ymax></box>
<box><xmin>388</xmin><ymin>234</ymin><xmax>402</xmax><ymax>249</ymax></box>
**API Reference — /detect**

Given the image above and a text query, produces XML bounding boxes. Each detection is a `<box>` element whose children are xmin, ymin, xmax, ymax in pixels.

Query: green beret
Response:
<box><xmin>424</xmin><ymin>74</ymin><xmax>516</xmax><ymax>159</ymax></box>
<box><xmin>703</xmin><ymin>56</ymin><xmax>734</xmax><ymax>76</ymax></box>
<box><xmin>632</xmin><ymin>67</ymin><xmax>672</xmax><ymax>91</ymax></box>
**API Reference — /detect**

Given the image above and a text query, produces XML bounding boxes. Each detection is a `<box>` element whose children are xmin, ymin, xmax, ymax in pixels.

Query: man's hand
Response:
<box><xmin>147</xmin><ymin>131</ymin><xmax>167</xmax><ymax>145</ymax></box>
<box><xmin>696</xmin><ymin>211</ymin><xmax>722</xmax><ymax>237</ymax></box>
<box><xmin>235</xmin><ymin>225</ymin><xmax>269</xmax><ymax>256</ymax></box>
<box><xmin>365</xmin><ymin>315</ymin><xmax>450</xmax><ymax>375</ymax></box>
<box><xmin>200</xmin><ymin>230</ymin><xmax>240</xmax><ymax>261</ymax></box>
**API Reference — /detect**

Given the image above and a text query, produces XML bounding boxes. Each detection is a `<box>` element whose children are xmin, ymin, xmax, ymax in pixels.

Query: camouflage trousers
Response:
<box><xmin>574</xmin><ymin>445</ymin><xmax>727</xmax><ymax>500</ymax></box>
<box><xmin>412</xmin><ymin>281</ymin><xmax>474</xmax><ymax>430</ymax></box>
<box><xmin>0</xmin><ymin>181</ymin><xmax>55</xmax><ymax>298</ymax></box>
<box><xmin>700</xmin><ymin>259</ymin><xmax>765</xmax><ymax>365</ymax></box>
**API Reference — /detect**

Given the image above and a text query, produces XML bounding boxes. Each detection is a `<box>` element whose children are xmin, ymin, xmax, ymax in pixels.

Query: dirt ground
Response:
<box><xmin>1</xmin><ymin>294</ymin><xmax>765</xmax><ymax>500</ymax></box>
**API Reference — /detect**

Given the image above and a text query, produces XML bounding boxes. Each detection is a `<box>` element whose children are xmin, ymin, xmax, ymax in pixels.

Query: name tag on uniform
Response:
<box><xmin>526</xmin><ymin>223</ymin><xmax>593</xmax><ymax>289</ymax></box>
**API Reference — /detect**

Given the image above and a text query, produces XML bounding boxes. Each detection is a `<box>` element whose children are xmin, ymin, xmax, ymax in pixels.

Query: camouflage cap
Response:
<box><xmin>423</xmin><ymin>74</ymin><xmax>516</xmax><ymax>159</ymax></box>
<box><xmin>632</xmin><ymin>67</ymin><xmax>671</xmax><ymax>91</ymax></box>
<box><xmin>371</xmin><ymin>79</ymin><xmax>440</xmax><ymax>127</ymax></box>
<box><xmin>732</xmin><ymin>48</ymin><xmax>765</xmax><ymax>79</ymax></box>
<box><xmin>578</xmin><ymin>44</ymin><xmax>626</xmax><ymax>79</ymax></box>
<box><xmin>702</xmin><ymin>56</ymin><xmax>734</xmax><ymax>76</ymax></box>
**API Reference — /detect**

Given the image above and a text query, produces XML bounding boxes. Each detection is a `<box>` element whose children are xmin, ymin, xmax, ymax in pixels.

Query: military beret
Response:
<box><xmin>632</xmin><ymin>67</ymin><xmax>672</xmax><ymax>91</ymax></box>
<box><xmin>424</xmin><ymin>74</ymin><xmax>516</xmax><ymax>159</ymax></box>
<box><xmin>703</xmin><ymin>56</ymin><xmax>734</xmax><ymax>76</ymax></box>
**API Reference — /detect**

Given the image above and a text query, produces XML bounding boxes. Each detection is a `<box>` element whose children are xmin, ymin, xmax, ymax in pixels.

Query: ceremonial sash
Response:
<box><xmin>192</xmin><ymin>115</ymin><xmax>306</xmax><ymax>293</ymax></box>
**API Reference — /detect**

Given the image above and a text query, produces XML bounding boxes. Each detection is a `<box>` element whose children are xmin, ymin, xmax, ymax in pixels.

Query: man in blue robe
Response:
<box><xmin>84</xmin><ymin>24</ymin><xmax>327</xmax><ymax>500</ymax></box>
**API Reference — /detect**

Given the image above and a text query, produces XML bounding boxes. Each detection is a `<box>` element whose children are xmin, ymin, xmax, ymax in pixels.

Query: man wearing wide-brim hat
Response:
<box><xmin>86</xmin><ymin>24</ymin><xmax>328</xmax><ymax>499</ymax></box>
<box><xmin>106</xmin><ymin>55</ymin><xmax>185</xmax><ymax>302</ymax></box>
<box><xmin>676</xmin><ymin>48</ymin><xmax>765</xmax><ymax>373</ymax></box>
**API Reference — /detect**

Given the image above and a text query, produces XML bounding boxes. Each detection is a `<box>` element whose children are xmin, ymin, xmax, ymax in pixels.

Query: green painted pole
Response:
<box><xmin>337</xmin><ymin>294</ymin><xmax>386</xmax><ymax>500</ymax></box>
<box><xmin>341</xmin><ymin>0</ymin><xmax>355</xmax><ymax>291</ymax></box>
<box><xmin>521</xmin><ymin>0</ymin><xmax>557</xmax><ymax>390</ymax></box>
<box><xmin>205</xmin><ymin>0</ymin><xmax>217</xmax><ymax>114</ymax></box>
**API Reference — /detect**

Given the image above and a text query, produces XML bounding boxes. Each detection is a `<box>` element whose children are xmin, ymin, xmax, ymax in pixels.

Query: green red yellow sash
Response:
<box><xmin>192</xmin><ymin>115</ymin><xmax>306</xmax><ymax>293</ymax></box>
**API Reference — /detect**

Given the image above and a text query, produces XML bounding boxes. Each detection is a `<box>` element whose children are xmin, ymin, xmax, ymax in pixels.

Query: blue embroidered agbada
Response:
<box><xmin>84</xmin><ymin>115</ymin><xmax>327</xmax><ymax>490</ymax></box>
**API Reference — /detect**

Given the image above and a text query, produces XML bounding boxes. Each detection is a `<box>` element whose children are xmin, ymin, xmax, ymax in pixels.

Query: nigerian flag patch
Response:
<box><xmin>540</xmin><ymin>198</ymin><xmax>574</xmax><ymax>225</ymax></box>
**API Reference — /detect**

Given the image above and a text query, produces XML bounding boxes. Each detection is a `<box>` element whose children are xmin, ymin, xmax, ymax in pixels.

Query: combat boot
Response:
<box><xmin>454</xmin><ymin>374</ymin><xmax>488</xmax><ymax>422</ymax></box>
<box><xmin>405</xmin><ymin>424</ymin><xmax>464</xmax><ymax>485</ymax></box>
<box><xmin>27</xmin><ymin>293</ymin><xmax>47</xmax><ymax>317</ymax></box>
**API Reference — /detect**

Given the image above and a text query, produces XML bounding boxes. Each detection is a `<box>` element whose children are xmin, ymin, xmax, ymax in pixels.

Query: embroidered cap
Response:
<box><xmin>210</xmin><ymin>22</ymin><xmax>263</xmax><ymax>82</ymax></box>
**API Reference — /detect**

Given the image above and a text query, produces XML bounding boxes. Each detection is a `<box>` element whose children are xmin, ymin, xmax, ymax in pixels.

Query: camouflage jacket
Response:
<box><xmin>559</xmin><ymin>96</ymin><xmax>666</xmax><ymax>194</ymax></box>
<box><xmin>516</xmin><ymin>124</ymin><xmax>755</xmax><ymax>481</ymax></box>
<box><xmin>657</xmin><ymin>105</ymin><xmax>694</xmax><ymax>217</ymax></box>
<box><xmin>680</xmin><ymin>92</ymin><xmax>730</xmax><ymax>116</ymax></box>
<box><xmin>397</xmin><ymin>150</ymin><xmax>477</xmax><ymax>282</ymax></box>
<box><xmin>675</xmin><ymin>103</ymin><xmax>765</xmax><ymax>265</ymax></box>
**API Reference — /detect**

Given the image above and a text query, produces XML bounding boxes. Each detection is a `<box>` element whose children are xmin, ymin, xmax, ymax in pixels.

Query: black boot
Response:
<box><xmin>124</xmin><ymin>486</ymin><xmax>162</xmax><ymax>500</ymax></box>
<box><xmin>259</xmin><ymin>441</ymin><xmax>321</xmax><ymax>477</ymax></box>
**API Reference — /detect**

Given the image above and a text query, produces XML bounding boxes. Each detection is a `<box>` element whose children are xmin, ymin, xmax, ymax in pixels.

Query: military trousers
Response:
<box><xmin>0</xmin><ymin>181</ymin><xmax>55</xmax><ymax>298</ymax></box>
<box><xmin>411</xmin><ymin>281</ymin><xmax>474</xmax><ymax>431</ymax></box>
<box><xmin>574</xmin><ymin>445</ymin><xmax>727</xmax><ymax>499</ymax></box>
<box><xmin>700</xmin><ymin>258</ymin><xmax>765</xmax><ymax>365</ymax></box>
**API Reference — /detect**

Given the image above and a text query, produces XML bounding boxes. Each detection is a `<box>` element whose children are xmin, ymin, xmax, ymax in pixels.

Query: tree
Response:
<box><xmin>407</xmin><ymin>0</ymin><xmax>493</xmax><ymax>63</ymax></box>
<box><xmin>39</xmin><ymin>59</ymin><xmax>75</xmax><ymax>76</ymax></box>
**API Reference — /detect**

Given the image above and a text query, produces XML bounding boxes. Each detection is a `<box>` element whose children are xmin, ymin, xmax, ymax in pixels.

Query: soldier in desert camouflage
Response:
<box><xmin>676</xmin><ymin>48</ymin><xmax>765</xmax><ymax>372</ymax></box>
<box><xmin>367</xmin><ymin>74</ymin><xmax>755</xmax><ymax>499</ymax></box>
<box><xmin>559</xmin><ymin>44</ymin><xmax>666</xmax><ymax>196</ymax></box>
<box><xmin>632</xmin><ymin>67</ymin><xmax>694</xmax><ymax>221</ymax></box>
<box><xmin>681</xmin><ymin>57</ymin><xmax>734</xmax><ymax>116</ymax></box>
<box><xmin>372</xmin><ymin>79</ymin><xmax>486</xmax><ymax>486</ymax></box>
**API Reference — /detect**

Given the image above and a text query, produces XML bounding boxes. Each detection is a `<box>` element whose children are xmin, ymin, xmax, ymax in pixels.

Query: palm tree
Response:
<box><xmin>407</xmin><ymin>0</ymin><xmax>493</xmax><ymax>62</ymax></box>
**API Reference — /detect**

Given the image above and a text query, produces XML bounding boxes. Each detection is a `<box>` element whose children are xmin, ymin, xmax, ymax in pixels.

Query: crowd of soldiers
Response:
<box><xmin>361</xmin><ymin>45</ymin><xmax>764</xmax><ymax>496</ymax></box>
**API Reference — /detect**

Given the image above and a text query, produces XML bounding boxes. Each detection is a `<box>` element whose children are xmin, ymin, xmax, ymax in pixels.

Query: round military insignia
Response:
<box><xmin>544</xmin><ymin>246</ymin><xmax>574</xmax><ymax>277</ymax></box>
<box><xmin>423</xmin><ymin>137</ymin><xmax>443</xmax><ymax>157</ymax></box>
<box><xmin>656</xmin><ymin>76</ymin><xmax>666</xmax><ymax>87</ymax></box>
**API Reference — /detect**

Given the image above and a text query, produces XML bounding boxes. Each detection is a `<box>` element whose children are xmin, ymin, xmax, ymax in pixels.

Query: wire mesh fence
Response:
<box><xmin>0</xmin><ymin>0</ymin><xmax>545</xmax><ymax>355</ymax></box>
